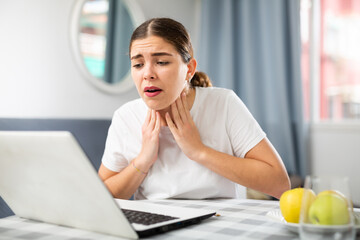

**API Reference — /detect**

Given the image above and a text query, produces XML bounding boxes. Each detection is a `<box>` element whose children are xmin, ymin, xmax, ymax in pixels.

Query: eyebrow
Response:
<box><xmin>130</xmin><ymin>52</ymin><xmax>173</xmax><ymax>60</ymax></box>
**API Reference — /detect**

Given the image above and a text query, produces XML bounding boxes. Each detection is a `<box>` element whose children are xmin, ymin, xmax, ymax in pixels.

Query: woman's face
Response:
<box><xmin>130</xmin><ymin>36</ymin><xmax>192</xmax><ymax>112</ymax></box>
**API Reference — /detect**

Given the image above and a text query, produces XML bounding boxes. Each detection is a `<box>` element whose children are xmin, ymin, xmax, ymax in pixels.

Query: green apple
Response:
<box><xmin>308</xmin><ymin>191</ymin><xmax>350</xmax><ymax>225</ymax></box>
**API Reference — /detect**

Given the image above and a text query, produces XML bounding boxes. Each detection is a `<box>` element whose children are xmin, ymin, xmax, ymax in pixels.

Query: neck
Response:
<box><xmin>157</xmin><ymin>88</ymin><xmax>196</xmax><ymax>127</ymax></box>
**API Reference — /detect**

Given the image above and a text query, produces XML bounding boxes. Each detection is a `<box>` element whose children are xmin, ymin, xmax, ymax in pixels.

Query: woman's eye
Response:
<box><xmin>132</xmin><ymin>63</ymin><xmax>143</xmax><ymax>68</ymax></box>
<box><xmin>157</xmin><ymin>61</ymin><xmax>170</xmax><ymax>66</ymax></box>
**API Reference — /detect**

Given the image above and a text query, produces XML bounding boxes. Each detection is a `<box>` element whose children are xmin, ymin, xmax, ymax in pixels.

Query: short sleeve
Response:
<box><xmin>226</xmin><ymin>91</ymin><xmax>266</xmax><ymax>158</ymax></box>
<box><xmin>101</xmin><ymin>110</ymin><xmax>130</xmax><ymax>172</ymax></box>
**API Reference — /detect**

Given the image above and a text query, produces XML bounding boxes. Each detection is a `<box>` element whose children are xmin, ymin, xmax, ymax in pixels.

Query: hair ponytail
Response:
<box><xmin>190</xmin><ymin>71</ymin><xmax>212</xmax><ymax>88</ymax></box>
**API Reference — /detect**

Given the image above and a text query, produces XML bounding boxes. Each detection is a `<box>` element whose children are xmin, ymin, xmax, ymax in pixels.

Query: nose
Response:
<box><xmin>143</xmin><ymin>64</ymin><xmax>156</xmax><ymax>81</ymax></box>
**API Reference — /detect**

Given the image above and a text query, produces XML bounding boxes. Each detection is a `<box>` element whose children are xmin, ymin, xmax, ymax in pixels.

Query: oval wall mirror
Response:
<box><xmin>71</xmin><ymin>0</ymin><xmax>145</xmax><ymax>94</ymax></box>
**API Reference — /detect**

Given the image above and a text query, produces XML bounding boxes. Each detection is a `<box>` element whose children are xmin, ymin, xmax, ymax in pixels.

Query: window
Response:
<box><xmin>301</xmin><ymin>0</ymin><xmax>360</xmax><ymax>121</ymax></box>
<box><xmin>79</xmin><ymin>0</ymin><xmax>109</xmax><ymax>79</ymax></box>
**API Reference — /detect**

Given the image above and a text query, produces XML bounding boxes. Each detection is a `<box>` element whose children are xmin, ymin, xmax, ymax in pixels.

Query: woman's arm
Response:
<box><xmin>98</xmin><ymin>161</ymin><xmax>147</xmax><ymax>199</ymax></box>
<box><xmin>193</xmin><ymin>138</ymin><xmax>290</xmax><ymax>199</ymax></box>
<box><xmin>166</xmin><ymin>93</ymin><xmax>290</xmax><ymax>199</ymax></box>
<box><xmin>98</xmin><ymin>109</ymin><xmax>161</xmax><ymax>199</ymax></box>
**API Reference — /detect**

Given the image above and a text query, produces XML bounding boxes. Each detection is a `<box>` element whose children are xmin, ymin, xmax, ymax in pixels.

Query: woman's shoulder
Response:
<box><xmin>193</xmin><ymin>87</ymin><xmax>246</xmax><ymax>114</ymax></box>
<box><xmin>196</xmin><ymin>87</ymin><xmax>237</xmax><ymax>102</ymax></box>
<box><xmin>113</xmin><ymin>98</ymin><xmax>147</xmax><ymax>119</ymax></box>
<box><xmin>197</xmin><ymin>86</ymin><xmax>235</xmax><ymax>95</ymax></box>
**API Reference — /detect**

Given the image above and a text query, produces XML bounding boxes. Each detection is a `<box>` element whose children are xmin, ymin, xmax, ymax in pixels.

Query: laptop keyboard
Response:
<box><xmin>122</xmin><ymin>208</ymin><xmax>179</xmax><ymax>225</ymax></box>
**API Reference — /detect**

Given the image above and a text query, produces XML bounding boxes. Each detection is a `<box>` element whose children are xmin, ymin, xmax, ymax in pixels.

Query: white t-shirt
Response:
<box><xmin>102</xmin><ymin>87</ymin><xmax>266</xmax><ymax>200</ymax></box>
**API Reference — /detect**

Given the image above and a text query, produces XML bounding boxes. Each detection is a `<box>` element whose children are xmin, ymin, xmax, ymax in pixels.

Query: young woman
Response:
<box><xmin>98</xmin><ymin>18</ymin><xmax>290</xmax><ymax>200</ymax></box>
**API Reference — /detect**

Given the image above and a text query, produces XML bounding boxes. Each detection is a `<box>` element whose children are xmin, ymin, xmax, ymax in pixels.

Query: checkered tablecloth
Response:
<box><xmin>0</xmin><ymin>199</ymin><xmax>300</xmax><ymax>240</ymax></box>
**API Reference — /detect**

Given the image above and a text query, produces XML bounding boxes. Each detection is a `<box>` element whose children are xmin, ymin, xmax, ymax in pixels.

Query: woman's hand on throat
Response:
<box><xmin>165</xmin><ymin>92</ymin><xmax>206</xmax><ymax>161</ymax></box>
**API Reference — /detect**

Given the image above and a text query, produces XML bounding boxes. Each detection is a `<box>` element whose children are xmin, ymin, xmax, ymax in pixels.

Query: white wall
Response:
<box><xmin>310</xmin><ymin>122</ymin><xmax>360</xmax><ymax>206</ymax></box>
<box><xmin>0</xmin><ymin>0</ymin><xmax>200</xmax><ymax>119</ymax></box>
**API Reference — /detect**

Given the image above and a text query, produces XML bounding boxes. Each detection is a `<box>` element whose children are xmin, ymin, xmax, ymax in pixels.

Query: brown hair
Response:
<box><xmin>129</xmin><ymin>18</ymin><xmax>212</xmax><ymax>88</ymax></box>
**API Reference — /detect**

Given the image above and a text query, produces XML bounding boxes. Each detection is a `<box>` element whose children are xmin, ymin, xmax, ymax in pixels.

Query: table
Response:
<box><xmin>0</xmin><ymin>198</ymin><xmax>314</xmax><ymax>240</ymax></box>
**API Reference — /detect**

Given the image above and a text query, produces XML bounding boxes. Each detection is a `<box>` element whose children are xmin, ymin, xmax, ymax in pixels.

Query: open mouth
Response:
<box><xmin>144</xmin><ymin>86</ymin><xmax>162</xmax><ymax>92</ymax></box>
<box><xmin>144</xmin><ymin>86</ymin><xmax>162</xmax><ymax>97</ymax></box>
<box><xmin>145</xmin><ymin>89</ymin><xmax>161</xmax><ymax>93</ymax></box>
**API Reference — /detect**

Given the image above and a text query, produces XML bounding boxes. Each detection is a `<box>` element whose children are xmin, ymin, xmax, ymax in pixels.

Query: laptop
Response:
<box><xmin>0</xmin><ymin>131</ymin><xmax>216</xmax><ymax>239</ymax></box>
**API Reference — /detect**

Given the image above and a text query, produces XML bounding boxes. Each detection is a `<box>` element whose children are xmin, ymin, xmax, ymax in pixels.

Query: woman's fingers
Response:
<box><xmin>149</xmin><ymin>109</ymin><xmax>156</xmax><ymax>128</ymax></box>
<box><xmin>171</xmin><ymin>101</ymin><xmax>182</xmax><ymax>127</ymax></box>
<box><xmin>176</xmin><ymin>94</ymin><xmax>188</xmax><ymax>123</ymax></box>
<box><xmin>180</xmin><ymin>92</ymin><xmax>192</xmax><ymax>121</ymax></box>
<box><xmin>154</xmin><ymin>111</ymin><xmax>161</xmax><ymax>133</ymax></box>
<box><xmin>171</xmin><ymin>92</ymin><xmax>190</xmax><ymax>127</ymax></box>
<box><xmin>166</xmin><ymin>96</ymin><xmax>204</xmax><ymax>160</ymax></box>
<box><xmin>165</xmin><ymin>112</ymin><xmax>177</xmax><ymax>132</ymax></box>
<box><xmin>144</xmin><ymin>109</ymin><xmax>151</xmax><ymax>125</ymax></box>
<box><xmin>142</xmin><ymin>109</ymin><xmax>161</xmax><ymax>136</ymax></box>
<box><xmin>140</xmin><ymin>109</ymin><xmax>161</xmax><ymax>165</ymax></box>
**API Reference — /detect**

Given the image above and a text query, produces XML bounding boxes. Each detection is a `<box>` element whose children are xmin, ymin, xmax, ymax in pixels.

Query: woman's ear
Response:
<box><xmin>187</xmin><ymin>58</ymin><xmax>197</xmax><ymax>79</ymax></box>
